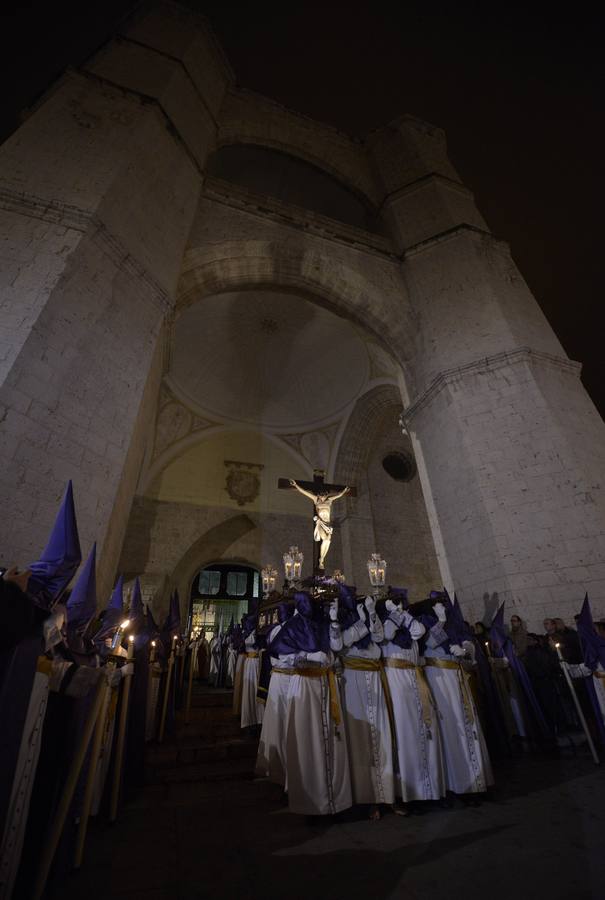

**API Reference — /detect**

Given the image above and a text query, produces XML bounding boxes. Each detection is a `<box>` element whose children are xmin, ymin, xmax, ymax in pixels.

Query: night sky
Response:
<box><xmin>2</xmin><ymin>1</ymin><xmax>603</xmax><ymax>417</ymax></box>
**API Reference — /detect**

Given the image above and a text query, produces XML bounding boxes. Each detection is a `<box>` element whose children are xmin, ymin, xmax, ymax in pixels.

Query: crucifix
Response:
<box><xmin>278</xmin><ymin>469</ymin><xmax>356</xmax><ymax>574</ymax></box>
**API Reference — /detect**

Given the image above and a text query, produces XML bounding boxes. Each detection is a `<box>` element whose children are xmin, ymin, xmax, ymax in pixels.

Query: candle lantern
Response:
<box><xmin>367</xmin><ymin>553</ymin><xmax>387</xmax><ymax>590</ymax></box>
<box><xmin>261</xmin><ymin>564</ymin><xmax>278</xmax><ymax>596</ymax></box>
<box><xmin>283</xmin><ymin>546</ymin><xmax>304</xmax><ymax>582</ymax></box>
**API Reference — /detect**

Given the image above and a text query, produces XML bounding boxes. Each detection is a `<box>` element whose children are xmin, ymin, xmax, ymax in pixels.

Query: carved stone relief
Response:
<box><xmin>224</xmin><ymin>460</ymin><xmax>264</xmax><ymax>506</ymax></box>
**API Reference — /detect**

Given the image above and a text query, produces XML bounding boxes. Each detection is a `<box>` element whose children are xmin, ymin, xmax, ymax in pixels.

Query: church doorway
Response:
<box><xmin>189</xmin><ymin>562</ymin><xmax>260</xmax><ymax>640</ymax></box>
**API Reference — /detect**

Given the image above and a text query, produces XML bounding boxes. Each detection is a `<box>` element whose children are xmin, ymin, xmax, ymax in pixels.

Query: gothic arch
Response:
<box><xmin>177</xmin><ymin>239</ymin><xmax>414</xmax><ymax>382</ymax></box>
<box><xmin>333</xmin><ymin>383</ymin><xmax>405</xmax><ymax>489</ymax></box>
<box><xmin>217</xmin><ymin>90</ymin><xmax>381</xmax><ymax>207</ymax></box>
<box><xmin>168</xmin><ymin>514</ymin><xmax>258</xmax><ymax>619</ymax></box>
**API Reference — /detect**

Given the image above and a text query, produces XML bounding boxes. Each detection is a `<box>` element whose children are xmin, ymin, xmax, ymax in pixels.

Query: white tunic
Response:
<box><xmin>282</xmin><ymin>644</ymin><xmax>351</xmax><ymax>816</ymax></box>
<box><xmin>0</xmin><ymin>670</ymin><xmax>49</xmax><ymax>900</ymax></box>
<box><xmin>338</xmin><ymin>616</ymin><xmax>395</xmax><ymax>805</ymax></box>
<box><xmin>568</xmin><ymin>661</ymin><xmax>605</xmax><ymax>731</ymax></box>
<box><xmin>255</xmin><ymin>624</ymin><xmax>290</xmax><ymax>785</ymax></box>
<box><xmin>208</xmin><ymin>635</ymin><xmax>221</xmax><ymax>686</ymax></box>
<box><xmin>591</xmin><ymin>664</ymin><xmax>605</xmax><ymax>724</ymax></box>
<box><xmin>240</xmin><ymin>631</ymin><xmax>264</xmax><ymax>728</ymax></box>
<box><xmin>226</xmin><ymin>646</ymin><xmax>238</xmax><ymax>688</ymax></box>
<box><xmin>232</xmin><ymin>653</ymin><xmax>245</xmax><ymax>716</ymax></box>
<box><xmin>424</xmin><ymin>631</ymin><xmax>493</xmax><ymax>795</ymax></box>
<box><xmin>382</xmin><ymin>611</ymin><xmax>446</xmax><ymax>802</ymax></box>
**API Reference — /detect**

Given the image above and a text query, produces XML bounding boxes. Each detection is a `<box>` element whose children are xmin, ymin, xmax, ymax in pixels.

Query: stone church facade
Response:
<box><xmin>1</xmin><ymin>1</ymin><xmax>603</xmax><ymax>628</ymax></box>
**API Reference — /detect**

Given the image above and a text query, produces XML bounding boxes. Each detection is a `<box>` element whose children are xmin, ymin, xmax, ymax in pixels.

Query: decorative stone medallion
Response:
<box><xmin>224</xmin><ymin>460</ymin><xmax>264</xmax><ymax>506</ymax></box>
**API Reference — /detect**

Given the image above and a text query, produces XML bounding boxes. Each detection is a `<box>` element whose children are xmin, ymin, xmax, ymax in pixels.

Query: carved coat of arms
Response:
<box><xmin>224</xmin><ymin>460</ymin><xmax>264</xmax><ymax>506</ymax></box>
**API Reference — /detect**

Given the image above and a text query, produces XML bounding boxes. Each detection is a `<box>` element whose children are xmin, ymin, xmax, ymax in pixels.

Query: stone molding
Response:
<box><xmin>0</xmin><ymin>185</ymin><xmax>172</xmax><ymax>313</ymax></box>
<box><xmin>130</xmin><ymin>0</ymin><xmax>236</xmax><ymax>83</ymax></box>
<box><xmin>202</xmin><ymin>176</ymin><xmax>395</xmax><ymax>258</ymax></box>
<box><xmin>403</xmin><ymin>221</ymin><xmax>508</xmax><ymax>260</ymax></box>
<box><xmin>379</xmin><ymin>172</ymin><xmax>473</xmax><ymax>211</ymax></box>
<box><xmin>401</xmin><ymin>346</ymin><xmax>582</xmax><ymax>425</ymax></box>
<box><xmin>77</xmin><ymin>67</ymin><xmax>206</xmax><ymax>178</ymax></box>
<box><xmin>114</xmin><ymin>34</ymin><xmax>220</xmax><ymax>127</ymax></box>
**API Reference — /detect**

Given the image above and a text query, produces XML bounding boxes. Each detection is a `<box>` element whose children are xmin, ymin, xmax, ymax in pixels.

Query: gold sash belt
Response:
<box><xmin>342</xmin><ymin>656</ymin><xmax>397</xmax><ymax>738</ymax></box>
<box><xmin>383</xmin><ymin>658</ymin><xmax>435</xmax><ymax>729</ymax></box>
<box><xmin>245</xmin><ymin>652</ymin><xmax>259</xmax><ymax>659</ymax></box>
<box><xmin>36</xmin><ymin>655</ymin><xmax>53</xmax><ymax>677</ymax></box>
<box><xmin>424</xmin><ymin>657</ymin><xmax>475</xmax><ymax>724</ymax></box>
<box><xmin>272</xmin><ymin>666</ymin><xmax>340</xmax><ymax>726</ymax></box>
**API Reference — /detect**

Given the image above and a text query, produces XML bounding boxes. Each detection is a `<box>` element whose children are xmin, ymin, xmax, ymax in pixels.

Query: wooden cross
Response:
<box><xmin>278</xmin><ymin>469</ymin><xmax>356</xmax><ymax>574</ymax></box>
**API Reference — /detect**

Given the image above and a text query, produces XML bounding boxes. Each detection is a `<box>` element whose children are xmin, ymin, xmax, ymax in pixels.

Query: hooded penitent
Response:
<box><xmin>576</xmin><ymin>594</ymin><xmax>605</xmax><ymax>748</ymax></box>
<box><xmin>65</xmin><ymin>543</ymin><xmax>97</xmax><ymax>648</ymax></box>
<box><xmin>28</xmin><ymin>481</ymin><xmax>82</xmax><ymax>606</ymax></box>
<box><xmin>92</xmin><ymin>575</ymin><xmax>125</xmax><ymax>648</ymax></box>
<box><xmin>490</xmin><ymin>603</ymin><xmax>551</xmax><ymax>738</ymax></box>
<box><xmin>269</xmin><ymin>592</ymin><xmax>326</xmax><ymax>655</ymax></box>
<box><xmin>337</xmin><ymin>583</ymin><xmax>372</xmax><ymax>650</ymax></box>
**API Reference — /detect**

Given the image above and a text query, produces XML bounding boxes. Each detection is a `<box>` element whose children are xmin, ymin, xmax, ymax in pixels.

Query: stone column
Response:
<box><xmin>367</xmin><ymin>116</ymin><xmax>605</xmax><ymax>625</ymax></box>
<box><xmin>0</xmin><ymin>3</ymin><xmax>232</xmax><ymax>600</ymax></box>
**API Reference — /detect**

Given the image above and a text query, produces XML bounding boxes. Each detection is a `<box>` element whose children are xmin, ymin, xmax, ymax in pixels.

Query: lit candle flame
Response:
<box><xmin>128</xmin><ymin>634</ymin><xmax>134</xmax><ymax>643</ymax></box>
<box><xmin>120</xmin><ymin>619</ymin><xmax>130</xmax><ymax>630</ymax></box>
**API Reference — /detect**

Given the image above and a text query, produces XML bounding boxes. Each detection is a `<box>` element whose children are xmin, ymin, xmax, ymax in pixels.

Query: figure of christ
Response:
<box><xmin>288</xmin><ymin>479</ymin><xmax>350</xmax><ymax>569</ymax></box>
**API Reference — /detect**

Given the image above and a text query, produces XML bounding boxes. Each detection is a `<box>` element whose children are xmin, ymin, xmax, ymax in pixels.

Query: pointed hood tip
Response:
<box><xmin>28</xmin><ymin>480</ymin><xmax>83</xmax><ymax>601</ymax></box>
<box><xmin>66</xmin><ymin>543</ymin><xmax>97</xmax><ymax>628</ymax></box>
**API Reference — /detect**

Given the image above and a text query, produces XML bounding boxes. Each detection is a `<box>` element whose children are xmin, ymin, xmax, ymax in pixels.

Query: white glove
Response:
<box><xmin>450</xmin><ymin>643</ymin><xmax>466</xmax><ymax>658</ymax></box>
<box><xmin>365</xmin><ymin>596</ymin><xmax>376</xmax><ymax>614</ymax></box>
<box><xmin>401</xmin><ymin>609</ymin><xmax>413</xmax><ymax>628</ymax></box>
<box><xmin>491</xmin><ymin>657</ymin><xmax>509</xmax><ymax>669</ymax></box>
<box><xmin>433</xmin><ymin>602</ymin><xmax>447</xmax><ymax>623</ymax></box>
<box><xmin>563</xmin><ymin>662</ymin><xmax>592</xmax><ymax>678</ymax></box>
<box><xmin>43</xmin><ymin>609</ymin><xmax>65</xmax><ymax>651</ymax></box>
<box><xmin>385</xmin><ymin>599</ymin><xmax>398</xmax><ymax>613</ymax></box>
<box><xmin>357</xmin><ymin>602</ymin><xmax>366</xmax><ymax>622</ymax></box>
<box><xmin>462</xmin><ymin>640</ymin><xmax>476</xmax><ymax>662</ymax></box>
<box><xmin>329</xmin><ymin>599</ymin><xmax>339</xmax><ymax>622</ymax></box>
<box><xmin>120</xmin><ymin>663</ymin><xmax>134</xmax><ymax>678</ymax></box>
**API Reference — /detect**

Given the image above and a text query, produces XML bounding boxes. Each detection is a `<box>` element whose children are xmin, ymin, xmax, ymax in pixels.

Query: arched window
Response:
<box><xmin>207</xmin><ymin>144</ymin><xmax>385</xmax><ymax>234</ymax></box>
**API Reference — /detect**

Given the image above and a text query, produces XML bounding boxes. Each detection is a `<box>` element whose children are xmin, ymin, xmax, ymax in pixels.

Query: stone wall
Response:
<box><xmin>0</xmin><ymin>45</ymin><xmax>204</xmax><ymax>593</ymax></box>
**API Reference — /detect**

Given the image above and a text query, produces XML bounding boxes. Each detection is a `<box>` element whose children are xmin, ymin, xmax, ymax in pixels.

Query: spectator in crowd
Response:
<box><xmin>510</xmin><ymin>615</ymin><xmax>528</xmax><ymax>658</ymax></box>
<box><xmin>474</xmin><ymin>621</ymin><xmax>489</xmax><ymax>640</ymax></box>
<box><xmin>553</xmin><ymin>617</ymin><xmax>582</xmax><ymax>664</ymax></box>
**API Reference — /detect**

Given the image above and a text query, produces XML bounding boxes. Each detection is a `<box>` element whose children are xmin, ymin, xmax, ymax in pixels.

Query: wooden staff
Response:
<box><xmin>185</xmin><ymin>640</ymin><xmax>197</xmax><ymax>725</ymax></box>
<box><xmin>158</xmin><ymin>635</ymin><xmax>177</xmax><ymax>743</ymax></box>
<box><xmin>32</xmin><ymin>672</ymin><xmax>106</xmax><ymax>900</ymax></box>
<box><xmin>555</xmin><ymin>642</ymin><xmax>600</xmax><ymax>765</ymax></box>
<box><xmin>73</xmin><ymin>668</ymin><xmax>113</xmax><ymax>868</ymax></box>
<box><xmin>146</xmin><ymin>641</ymin><xmax>160</xmax><ymax>742</ymax></box>
<box><xmin>109</xmin><ymin>636</ymin><xmax>135</xmax><ymax>822</ymax></box>
<box><xmin>178</xmin><ymin>639</ymin><xmax>187</xmax><ymax>692</ymax></box>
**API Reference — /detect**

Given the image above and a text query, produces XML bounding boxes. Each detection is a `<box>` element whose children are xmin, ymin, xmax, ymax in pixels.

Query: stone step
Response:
<box><xmin>176</xmin><ymin>721</ymin><xmax>243</xmax><ymax>742</ymax></box>
<box><xmin>147</xmin><ymin>736</ymin><xmax>258</xmax><ymax>769</ymax></box>
<box><xmin>178</xmin><ymin>705</ymin><xmax>238</xmax><ymax>724</ymax></box>
<box><xmin>145</xmin><ymin>754</ymin><xmax>256</xmax><ymax>785</ymax></box>
<box><xmin>189</xmin><ymin>689</ymin><xmax>234</xmax><ymax>709</ymax></box>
